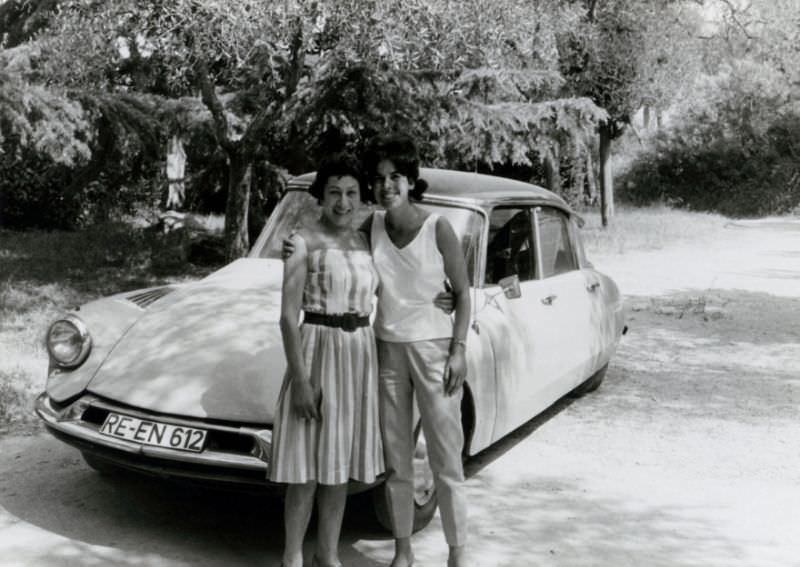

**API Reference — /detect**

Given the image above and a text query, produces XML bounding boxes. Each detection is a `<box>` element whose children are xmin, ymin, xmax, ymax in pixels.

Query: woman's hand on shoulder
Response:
<box><xmin>281</xmin><ymin>233</ymin><xmax>308</xmax><ymax>306</ymax></box>
<box><xmin>282</xmin><ymin>229</ymin><xmax>305</xmax><ymax>260</ymax></box>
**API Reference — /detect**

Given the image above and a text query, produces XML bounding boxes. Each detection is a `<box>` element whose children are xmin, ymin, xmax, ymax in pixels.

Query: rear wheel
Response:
<box><xmin>571</xmin><ymin>363</ymin><xmax>608</xmax><ymax>397</ymax></box>
<box><xmin>371</xmin><ymin>425</ymin><xmax>438</xmax><ymax>533</ymax></box>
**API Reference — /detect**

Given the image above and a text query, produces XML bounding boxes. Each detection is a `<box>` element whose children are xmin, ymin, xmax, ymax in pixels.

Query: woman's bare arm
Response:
<box><xmin>279</xmin><ymin>234</ymin><xmax>319</xmax><ymax>419</ymax></box>
<box><xmin>436</xmin><ymin>216</ymin><xmax>471</xmax><ymax>395</ymax></box>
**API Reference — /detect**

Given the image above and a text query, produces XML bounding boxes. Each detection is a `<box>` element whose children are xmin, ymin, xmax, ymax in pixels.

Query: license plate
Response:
<box><xmin>99</xmin><ymin>412</ymin><xmax>207</xmax><ymax>453</ymax></box>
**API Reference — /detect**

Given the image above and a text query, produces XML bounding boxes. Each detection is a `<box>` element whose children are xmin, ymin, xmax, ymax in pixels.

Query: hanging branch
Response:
<box><xmin>718</xmin><ymin>0</ymin><xmax>758</xmax><ymax>40</ymax></box>
<box><xmin>194</xmin><ymin>57</ymin><xmax>234</xmax><ymax>153</ymax></box>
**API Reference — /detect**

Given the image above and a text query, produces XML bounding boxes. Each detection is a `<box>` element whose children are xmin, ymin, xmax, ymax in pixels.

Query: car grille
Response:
<box><xmin>125</xmin><ymin>287</ymin><xmax>174</xmax><ymax>308</ymax></box>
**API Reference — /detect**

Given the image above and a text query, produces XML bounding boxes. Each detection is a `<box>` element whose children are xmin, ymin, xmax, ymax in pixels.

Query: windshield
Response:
<box><xmin>250</xmin><ymin>191</ymin><xmax>484</xmax><ymax>284</ymax></box>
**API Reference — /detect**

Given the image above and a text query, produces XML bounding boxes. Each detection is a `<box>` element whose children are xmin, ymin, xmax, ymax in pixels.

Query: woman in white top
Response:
<box><xmin>364</xmin><ymin>134</ymin><xmax>471</xmax><ymax>567</ymax></box>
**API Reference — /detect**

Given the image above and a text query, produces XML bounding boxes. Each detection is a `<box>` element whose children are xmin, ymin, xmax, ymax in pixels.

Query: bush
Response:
<box><xmin>618</xmin><ymin>61</ymin><xmax>800</xmax><ymax>217</ymax></box>
<box><xmin>0</xmin><ymin>139</ymin><xmax>162</xmax><ymax>230</ymax></box>
<box><xmin>619</xmin><ymin>116</ymin><xmax>800</xmax><ymax>217</ymax></box>
<box><xmin>0</xmin><ymin>145</ymin><xmax>81</xmax><ymax>229</ymax></box>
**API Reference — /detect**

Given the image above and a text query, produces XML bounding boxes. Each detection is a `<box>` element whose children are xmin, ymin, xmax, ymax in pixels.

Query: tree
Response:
<box><xmin>613</xmin><ymin>0</ymin><xmax>800</xmax><ymax>217</ymax></box>
<box><xmin>559</xmin><ymin>0</ymin><xmax>704</xmax><ymax>225</ymax></box>
<box><xmin>34</xmin><ymin>0</ymin><xmax>608</xmax><ymax>254</ymax></box>
<box><xmin>0</xmin><ymin>44</ymin><xmax>91</xmax><ymax>166</ymax></box>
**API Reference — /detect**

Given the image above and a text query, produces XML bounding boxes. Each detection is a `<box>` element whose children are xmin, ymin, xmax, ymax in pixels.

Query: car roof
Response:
<box><xmin>288</xmin><ymin>168</ymin><xmax>571</xmax><ymax>212</ymax></box>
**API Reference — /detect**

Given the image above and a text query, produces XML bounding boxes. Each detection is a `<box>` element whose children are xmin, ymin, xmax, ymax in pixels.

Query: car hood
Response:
<box><xmin>86</xmin><ymin>258</ymin><xmax>288</xmax><ymax>425</ymax></box>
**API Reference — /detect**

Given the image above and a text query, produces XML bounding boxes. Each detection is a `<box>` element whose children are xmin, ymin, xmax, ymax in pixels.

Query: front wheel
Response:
<box><xmin>371</xmin><ymin>426</ymin><xmax>438</xmax><ymax>533</ymax></box>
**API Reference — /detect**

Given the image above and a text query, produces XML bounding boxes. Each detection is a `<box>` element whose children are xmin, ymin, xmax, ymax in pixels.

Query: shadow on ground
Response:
<box><xmin>1</xmin><ymin>423</ymin><xmax>756</xmax><ymax>567</ymax></box>
<box><xmin>585</xmin><ymin>288</ymin><xmax>800</xmax><ymax>427</ymax></box>
<box><xmin>0</xmin><ymin>437</ymin><xmax>386</xmax><ymax>566</ymax></box>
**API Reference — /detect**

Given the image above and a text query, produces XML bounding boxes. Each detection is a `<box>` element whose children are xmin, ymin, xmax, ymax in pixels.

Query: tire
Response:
<box><xmin>571</xmin><ymin>363</ymin><xmax>608</xmax><ymax>397</ymax></box>
<box><xmin>371</xmin><ymin>425</ymin><xmax>438</xmax><ymax>533</ymax></box>
<box><xmin>81</xmin><ymin>452</ymin><xmax>125</xmax><ymax>476</ymax></box>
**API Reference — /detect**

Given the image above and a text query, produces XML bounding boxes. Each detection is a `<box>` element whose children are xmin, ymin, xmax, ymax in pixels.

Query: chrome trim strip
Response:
<box><xmin>533</xmin><ymin>206</ymin><xmax>544</xmax><ymax>280</ymax></box>
<box><xmin>35</xmin><ymin>393</ymin><xmax>268</xmax><ymax>472</ymax></box>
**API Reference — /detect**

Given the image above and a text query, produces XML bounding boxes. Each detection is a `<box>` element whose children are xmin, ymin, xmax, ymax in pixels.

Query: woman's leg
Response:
<box><xmin>377</xmin><ymin>341</ymin><xmax>416</xmax><ymax>567</ymax></box>
<box><xmin>314</xmin><ymin>483</ymin><xmax>348</xmax><ymax>566</ymax></box>
<box><xmin>408</xmin><ymin>339</ymin><xmax>468</xmax><ymax>565</ymax></box>
<box><xmin>282</xmin><ymin>482</ymin><xmax>317</xmax><ymax>567</ymax></box>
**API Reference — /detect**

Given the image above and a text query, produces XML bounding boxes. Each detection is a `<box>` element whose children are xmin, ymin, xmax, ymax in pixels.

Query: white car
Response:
<box><xmin>36</xmin><ymin>168</ymin><xmax>625</xmax><ymax>530</ymax></box>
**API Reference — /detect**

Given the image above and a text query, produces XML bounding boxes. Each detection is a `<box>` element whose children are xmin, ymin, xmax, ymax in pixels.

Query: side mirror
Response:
<box><xmin>497</xmin><ymin>274</ymin><xmax>521</xmax><ymax>299</ymax></box>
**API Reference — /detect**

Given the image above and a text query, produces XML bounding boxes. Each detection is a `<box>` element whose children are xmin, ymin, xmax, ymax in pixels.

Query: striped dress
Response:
<box><xmin>269</xmin><ymin>247</ymin><xmax>384</xmax><ymax>485</ymax></box>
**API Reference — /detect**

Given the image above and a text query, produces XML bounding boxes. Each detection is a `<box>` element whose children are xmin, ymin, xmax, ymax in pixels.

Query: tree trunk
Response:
<box><xmin>224</xmin><ymin>149</ymin><xmax>252</xmax><ymax>261</ymax></box>
<box><xmin>599</xmin><ymin>122</ymin><xmax>614</xmax><ymax>227</ymax></box>
<box><xmin>166</xmin><ymin>135</ymin><xmax>186</xmax><ymax>210</ymax></box>
<box><xmin>585</xmin><ymin>150</ymin><xmax>598</xmax><ymax>206</ymax></box>
<box><xmin>544</xmin><ymin>149</ymin><xmax>562</xmax><ymax>196</ymax></box>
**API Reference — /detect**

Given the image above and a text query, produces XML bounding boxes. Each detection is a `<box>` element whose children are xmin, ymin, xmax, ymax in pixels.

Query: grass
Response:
<box><xmin>0</xmin><ymin>219</ymin><xmax>225</xmax><ymax>434</ymax></box>
<box><xmin>579</xmin><ymin>204</ymin><xmax>729</xmax><ymax>257</ymax></box>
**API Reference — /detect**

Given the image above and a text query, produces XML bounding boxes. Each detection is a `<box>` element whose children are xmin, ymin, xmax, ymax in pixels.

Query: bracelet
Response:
<box><xmin>450</xmin><ymin>339</ymin><xmax>467</xmax><ymax>351</ymax></box>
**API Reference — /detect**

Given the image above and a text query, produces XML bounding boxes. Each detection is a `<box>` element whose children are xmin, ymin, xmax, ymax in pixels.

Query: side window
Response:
<box><xmin>485</xmin><ymin>207</ymin><xmax>536</xmax><ymax>284</ymax></box>
<box><xmin>537</xmin><ymin>208</ymin><xmax>578</xmax><ymax>278</ymax></box>
<box><xmin>570</xmin><ymin>217</ymin><xmax>590</xmax><ymax>268</ymax></box>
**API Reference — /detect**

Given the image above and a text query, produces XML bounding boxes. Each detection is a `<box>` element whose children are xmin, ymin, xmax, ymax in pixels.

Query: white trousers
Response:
<box><xmin>377</xmin><ymin>338</ymin><xmax>468</xmax><ymax>546</ymax></box>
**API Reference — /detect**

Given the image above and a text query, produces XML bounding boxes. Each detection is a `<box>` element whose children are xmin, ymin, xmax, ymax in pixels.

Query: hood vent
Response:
<box><xmin>126</xmin><ymin>287</ymin><xmax>174</xmax><ymax>308</ymax></box>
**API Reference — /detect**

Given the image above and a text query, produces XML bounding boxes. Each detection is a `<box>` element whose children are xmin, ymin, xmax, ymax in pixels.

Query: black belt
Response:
<box><xmin>303</xmin><ymin>312</ymin><xmax>370</xmax><ymax>332</ymax></box>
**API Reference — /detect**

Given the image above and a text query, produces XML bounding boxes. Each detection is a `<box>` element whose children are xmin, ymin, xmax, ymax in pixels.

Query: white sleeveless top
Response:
<box><xmin>371</xmin><ymin>211</ymin><xmax>454</xmax><ymax>342</ymax></box>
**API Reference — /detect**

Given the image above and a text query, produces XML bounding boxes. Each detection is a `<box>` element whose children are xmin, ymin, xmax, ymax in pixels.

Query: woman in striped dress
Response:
<box><xmin>270</xmin><ymin>153</ymin><xmax>383</xmax><ymax>567</ymax></box>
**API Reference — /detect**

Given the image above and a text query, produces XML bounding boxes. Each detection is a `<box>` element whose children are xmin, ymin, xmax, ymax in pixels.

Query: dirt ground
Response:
<box><xmin>0</xmin><ymin>218</ymin><xmax>798</xmax><ymax>567</ymax></box>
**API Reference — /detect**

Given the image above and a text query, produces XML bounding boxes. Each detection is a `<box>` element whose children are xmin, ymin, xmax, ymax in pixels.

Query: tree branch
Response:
<box><xmin>285</xmin><ymin>16</ymin><xmax>305</xmax><ymax>98</ymax></box>
<box><xmin>195</xmin><ymin>57</ymin><xmax>234</xmax><ymax>153</ymax></box>
<box><xmin>240</xmin><ymin>15</ymin><xmax>309</xmax><ymax>161</ymax></box>
<box><xmin>587</xmin><ymin>0</ymin><xmax>598</xmax><ymax>23</ymax></box>
<box><xmin>718</xmin><ymin>0</ymin><xmax>757</xmax><ymax>40</ymax></box>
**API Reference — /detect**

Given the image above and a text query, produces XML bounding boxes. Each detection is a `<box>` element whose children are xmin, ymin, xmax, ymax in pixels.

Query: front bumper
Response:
<box><xmin>35</xmin><ymin>392</ymin><xmax>273</xmax><ymax>487</ymax></box>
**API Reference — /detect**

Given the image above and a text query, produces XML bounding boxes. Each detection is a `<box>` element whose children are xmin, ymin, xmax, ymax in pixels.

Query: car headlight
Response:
<box><xmin>47</xmin><ymin>315</ymin><xmax>92</xmax><ymax>369</ymax></box>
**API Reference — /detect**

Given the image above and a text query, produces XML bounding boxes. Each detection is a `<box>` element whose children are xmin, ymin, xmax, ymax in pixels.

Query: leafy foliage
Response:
<box><xmin>560</xmin><ymin>0</ymin><xmax>704</xmax><ymax>132</ymax></box>
<box><xmin>0</xmin><ymin>0</ymin><xmax>59</xmax><ymax>48</ymax></box>
<box><xmin>619</xmin><ymin>60</ymin><xmax>800</xmax><ymax>216</ymax></box>
<box><xmin>618</xmin><ymin>1</ymin><xmax>800</xmax><ymax>218</ymax></box>
<box><xmin>28</xmin><ymin>0</ymin><xmax>610</xmax><ymax>253</ymax></box>
<box><xmin>0</xmin><ymin>46</ymin><xmax>92</xmax><ymax>166</ymax></box>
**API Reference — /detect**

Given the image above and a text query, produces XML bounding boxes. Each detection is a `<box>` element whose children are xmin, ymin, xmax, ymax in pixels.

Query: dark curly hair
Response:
<box><xmin>364</xmin><ymin>134</ymin><xmax>428</xmax><ymax>201</ymax></box>
<box><xmin>309</xmin><ymin>152</ymin><xmax>372</xmax><ymax>204</ymax></box>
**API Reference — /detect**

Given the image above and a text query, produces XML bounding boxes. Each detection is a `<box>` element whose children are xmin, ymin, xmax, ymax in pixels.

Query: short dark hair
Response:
<box><xmin>364</xmin><ymin>134</ymin><xmax>428</xmax><ymax>201</ymax></box>
<box><xmin>309</xmin><ymin>152</ymin><xmax>372</xmax><ymax>204</ymax></box>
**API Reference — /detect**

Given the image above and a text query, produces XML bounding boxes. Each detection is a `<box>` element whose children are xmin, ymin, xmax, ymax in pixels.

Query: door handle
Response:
<box><xmin>541</xmin><ymin>294</ymin><xmax>557</xmax><ymax>305</ymax></box>
<box><xmin>586</xmin><ymin>282</ymin><xmax>600</xmax><ymax>292</ymax></box>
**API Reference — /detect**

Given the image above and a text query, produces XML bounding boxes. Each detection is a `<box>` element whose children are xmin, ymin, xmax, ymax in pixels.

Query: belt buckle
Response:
<box><xmin>341</xmin><ymin>312</ymin><xmax>358</xmax><ymax>332</ymax></box>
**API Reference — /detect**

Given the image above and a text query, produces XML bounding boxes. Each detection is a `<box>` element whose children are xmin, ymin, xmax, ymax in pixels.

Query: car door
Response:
<box><xmin>532</xmin><ymin>207</ymin><xmax>596</xmax><ymax>392</ymax></box>
<box><xmin>476</xmin><ymin>206</ymin><xmax>556</xmax><ymax>439</ymax></box>
<box><xmin>569</xmin><ymin>215</ymin><xmax>623</xmax><ymax>373</ymax></box>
